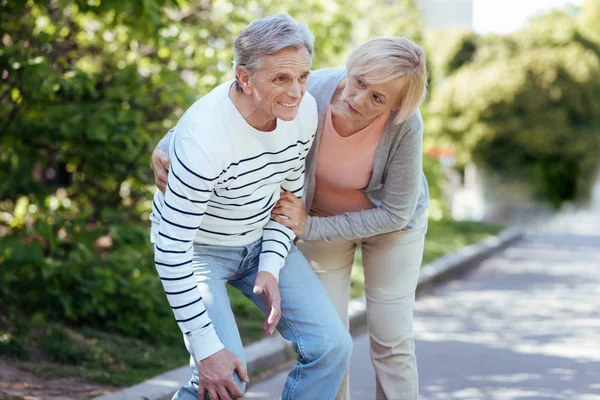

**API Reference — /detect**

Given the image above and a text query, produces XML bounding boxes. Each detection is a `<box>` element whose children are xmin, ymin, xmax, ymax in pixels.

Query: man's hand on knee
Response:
<box><xmin>198</xmin><ymin>348</ymin><xmax>248</xmax><ymax>400</ymax></box>
<box><xmin>253</xmin><ymin>271</ymin><xmax>281</xmax><ymax>336</ymax></box>
<box><xmin>151</xmin><ymin>148</ymin><xmax>170</xmax><ymax>194</ymax></box>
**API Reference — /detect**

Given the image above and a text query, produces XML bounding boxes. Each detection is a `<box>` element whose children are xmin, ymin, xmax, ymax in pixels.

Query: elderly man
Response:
<box><xmin>150</xmin><ymin>14</ymin><xmax>352</xmax><ymax>400</ymax></box>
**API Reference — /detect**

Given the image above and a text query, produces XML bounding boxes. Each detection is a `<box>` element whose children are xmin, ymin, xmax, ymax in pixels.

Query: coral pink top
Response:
<box><xmin>311</xmin><ymin>105</ymin><xmax>391</xmax><ymax>216</ymax></box>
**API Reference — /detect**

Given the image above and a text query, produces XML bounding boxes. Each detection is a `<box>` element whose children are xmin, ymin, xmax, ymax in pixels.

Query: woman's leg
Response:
<box><xmin>296</xmin><ymin>238</ymin><xmax>357</xmax><ymax>400</ymax></box>
<box><xmin>361</xmin><ymin>228</ymin><xmax>426</xmax><ymax>400</ymax></box>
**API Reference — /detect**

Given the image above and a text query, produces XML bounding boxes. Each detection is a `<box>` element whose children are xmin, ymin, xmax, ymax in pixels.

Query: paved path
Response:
<box><xmin>246</xmin><ymin>209</ymin><xmax>600</xmax><ymax>399</ymax></box>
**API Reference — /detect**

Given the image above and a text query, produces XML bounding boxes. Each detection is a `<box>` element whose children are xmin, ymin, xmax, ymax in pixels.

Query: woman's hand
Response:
<box><xmin>151</xmin><ymin>148</ymin><xmax>170</xmax><ymax>194</ymax></box>
<box><xmin>271</xmin><ymin>191</ymin><xmax>308</xmax><ymax>237</ymax></box>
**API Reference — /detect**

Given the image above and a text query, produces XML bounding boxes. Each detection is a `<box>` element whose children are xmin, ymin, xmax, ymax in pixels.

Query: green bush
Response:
<box><xmin>0</xmin><ymin>0</ymin><xmax>424</xmax><ymax>348</ymax></box>
<box><xmin>0</xmin><ymin>201</ymin><xmax>178</xmax><ymax>342</ymax></box>
<box><xmin>427</xmin><ymin>6</ymin><xmax>600</xmax><ymax>207</ymax></box>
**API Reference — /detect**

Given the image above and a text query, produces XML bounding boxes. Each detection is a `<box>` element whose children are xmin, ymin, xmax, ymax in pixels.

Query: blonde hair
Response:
<box><xmin>346</xmin><ymin>37</ymin><xmax>428</xmax><ymax>124</ymax></box>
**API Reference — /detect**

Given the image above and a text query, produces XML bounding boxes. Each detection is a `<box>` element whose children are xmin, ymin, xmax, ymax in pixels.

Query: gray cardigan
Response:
<box><xmin>156</xmin><ymin>67</ymin><xmax>429</xmax><ymax>242</ymax></box>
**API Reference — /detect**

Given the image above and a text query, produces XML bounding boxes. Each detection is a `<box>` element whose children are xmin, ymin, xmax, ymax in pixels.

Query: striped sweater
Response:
<box><xmin>150</xmin><ymin>81</ymin><xmax>317</xmax><ymax>360</ymax></box>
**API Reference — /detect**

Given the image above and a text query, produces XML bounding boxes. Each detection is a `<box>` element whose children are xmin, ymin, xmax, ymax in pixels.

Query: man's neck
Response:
<box><xmin>229</xmin><ymin>85</ymin><xmax>277</xmax><ymax>132</ymax></box>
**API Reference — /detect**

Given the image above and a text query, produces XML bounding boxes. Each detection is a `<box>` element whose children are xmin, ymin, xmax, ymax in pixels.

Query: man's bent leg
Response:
<box><xmin>230</xmin><ymin>245</ymin><xmax>352</xmax><ymax>400</ymax></box>
<box><xmin>172</xmin><ymin>244</ymin><xmax>248</xmax><ymax>400</ymax></box>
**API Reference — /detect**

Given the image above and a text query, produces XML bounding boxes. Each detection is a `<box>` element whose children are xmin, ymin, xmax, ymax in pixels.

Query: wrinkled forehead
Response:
<box><xmin>256</xmin><ymin>46</ymin><xmax>312</xmax><ymax>73</ymax></box>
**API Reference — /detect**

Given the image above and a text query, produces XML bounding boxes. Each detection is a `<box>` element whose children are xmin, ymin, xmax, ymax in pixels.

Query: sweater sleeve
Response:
<box><xmin>258</xmin><ymin>100</ymin><xmax>317</xmax><ymax>279</ymax></box>
<box><xmin>154</xmin><ymin>118</ymin><xmax>224</xmax><ymax>361</ymax></box>
<box><xmin>258</xmin><ymin>133</ymin><xmax>315</xmax><ymax>279</ymax></box>
<box><xmin>301</xmin><ymin>122</ymin><xmax>423</xmax><ymax>242</ymax></box>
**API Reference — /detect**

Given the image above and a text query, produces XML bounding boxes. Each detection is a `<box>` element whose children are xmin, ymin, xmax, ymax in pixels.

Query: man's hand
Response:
<box><xmin>271</xmin><ymin>191</ymin><xmax>308</xmax><ymax>237</ymax></box>
<box><xmin>198</xmin><ymin>348</ymin><xmax>249</xmax><ymax>400</ymax></box>
<box><xmin>253</xmin><ymin>271</ymin><xmax>281</xmax><ymax>336</ymax></box>
<box><xmin>151</xmin><ymin>148</ymin><xmax>170</xmax><ymax>194</ymax></box>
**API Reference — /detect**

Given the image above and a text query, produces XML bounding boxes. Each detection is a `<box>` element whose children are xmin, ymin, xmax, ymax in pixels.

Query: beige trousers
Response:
<box><xmin>297</xmin><ymin>226</ymin><xmax>425</xmax><ymax>400</ymax></box>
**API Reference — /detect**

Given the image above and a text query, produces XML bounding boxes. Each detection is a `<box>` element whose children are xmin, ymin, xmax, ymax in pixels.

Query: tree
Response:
<box><xmin>0</xmin><ymin>0</ymin><xmax>423</xmax><ymax>339</ymax></box>
<box><xmin>579</xmin><ymin>0</ymin><xmax>600</xmax><ymax>43</ymax></box>
<box><xmin>427</xmin><ymin>9</ymin><xmax>600</xmax><ymax>207</ymax></box>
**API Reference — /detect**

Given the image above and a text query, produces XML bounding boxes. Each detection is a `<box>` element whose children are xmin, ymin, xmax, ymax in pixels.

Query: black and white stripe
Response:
<box><xmin>151</xmin><ymin>80</ymin><xmax>317</xmax><ymax>361</ymax></box>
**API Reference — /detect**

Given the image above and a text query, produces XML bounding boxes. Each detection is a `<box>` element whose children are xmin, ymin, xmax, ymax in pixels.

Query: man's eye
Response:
<box><xmin>277</xmin><ymin>76</ymin><xmax>287</xmax><ymax>82</ymax></box>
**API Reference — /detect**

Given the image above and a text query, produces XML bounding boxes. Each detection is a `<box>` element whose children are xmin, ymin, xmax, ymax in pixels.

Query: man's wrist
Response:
<box><xmin>187</xmin><ymin>323</ymin><xmax>225</xmax><ymax>361</ymax></box>
<box><xmin>257</xmin><ymin>265</ymin><xmax>281</xmax><ymax>282</ymax></box>
<box><xmin>258</xmin><ymin>251</ymin><xmax>285</xmax><ymax>282</ymax></box>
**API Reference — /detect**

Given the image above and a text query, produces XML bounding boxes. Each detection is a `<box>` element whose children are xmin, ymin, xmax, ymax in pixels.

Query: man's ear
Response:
<box><xmin>236</xmin><ymin>66</ymin><xmax>253</xmax><ymax>95</ymax></box>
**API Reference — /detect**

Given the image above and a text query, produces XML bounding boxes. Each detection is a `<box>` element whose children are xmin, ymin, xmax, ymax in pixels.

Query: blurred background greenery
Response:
<box><xmin>1</xmin><ymin>0</ymin><xmax>599</xmax><ymax>388</ymax></box>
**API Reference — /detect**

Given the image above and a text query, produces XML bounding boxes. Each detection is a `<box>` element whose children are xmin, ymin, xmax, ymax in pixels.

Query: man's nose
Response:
<box><xmin>288</xmin><ymin>80</ymin><xmax>302</xmax><ymax>99</ymax></box>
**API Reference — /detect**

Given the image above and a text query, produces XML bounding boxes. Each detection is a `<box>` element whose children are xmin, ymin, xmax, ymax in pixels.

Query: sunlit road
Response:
<box><xmin>246</xmin><ymin>208</ymin><xmax>600</xmax><ymax>399</ymax></box>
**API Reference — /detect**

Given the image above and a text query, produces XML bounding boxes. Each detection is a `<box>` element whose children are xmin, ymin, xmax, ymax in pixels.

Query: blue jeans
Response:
<box><xmin>171</xmin><ymin>239</ymin><xmax>352</xmax><ymax>400</ymax></box>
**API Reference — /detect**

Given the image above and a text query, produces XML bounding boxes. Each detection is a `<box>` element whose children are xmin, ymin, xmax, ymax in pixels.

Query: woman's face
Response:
<box><xmin>333</xmin><ymin>72</ymin><xmax>405</xmax><ymax>124</ymax></box>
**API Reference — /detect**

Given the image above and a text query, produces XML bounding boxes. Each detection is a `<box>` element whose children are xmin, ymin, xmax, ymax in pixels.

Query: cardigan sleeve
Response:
<box><xmin>155</xmin><ymin>128</ymin><xmax>174</xmax><ymax>153</ymax></box>
<box><xmin>301</xmin><ymin>120</ymin><xmax>423</xmax><ymax>241</ymax></box>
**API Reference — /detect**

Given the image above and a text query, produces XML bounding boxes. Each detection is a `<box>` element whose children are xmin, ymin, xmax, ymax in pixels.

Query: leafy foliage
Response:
<box><xmin>426</xmin><ymin>4</ymin><xmax>600</xmax><ymax>206</ymax></box>
<box><xmin>579</xmin><ymin>0</ymin><xmax>600</xmax><ymax>43</ymax></box>
<box><xmin>0</xmin><ymin>0</ymin><xmax>423</xmax><ymax>343</ymax></box>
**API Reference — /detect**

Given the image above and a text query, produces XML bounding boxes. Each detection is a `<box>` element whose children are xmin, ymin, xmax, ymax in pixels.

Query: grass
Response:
<box><xmin>349</xmin><ymin>219</ymin><xmax>504</xmax><ymax>298</ymax></box>
<box><xmin>0</xmin><ymin>219</ymin><xmax>503</xmax><ymax>388</ymax></box>
<box><xmin>0</xmin><ymin>311</ymin><xmax>268</xmax><ymax>388</ymax></box>
<box><xmin>0</xmin><ymin>323</ymin><xmax>190</xmax><ymax>387</ymax></box>
<box><xmin>422</xmin><ymin>219</ymin><xmax>504</xmax><ymax>264</ymax></box>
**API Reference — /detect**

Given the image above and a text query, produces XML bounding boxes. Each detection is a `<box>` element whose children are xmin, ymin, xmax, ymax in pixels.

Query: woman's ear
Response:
<box><xmin>392</xmin><ymin>96</ymin><xmax>404</xmax><ymax>111</ymax></box>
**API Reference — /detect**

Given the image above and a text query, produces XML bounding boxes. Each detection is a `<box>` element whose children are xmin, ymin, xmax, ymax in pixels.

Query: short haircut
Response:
<box><xmin>233</xmin><ymin>14</ymin><xmax>315</xmax><ymax>91</ymax></box>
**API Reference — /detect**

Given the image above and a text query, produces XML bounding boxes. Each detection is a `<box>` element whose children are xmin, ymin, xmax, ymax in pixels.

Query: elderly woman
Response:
<box><xmin>151</xmin><ymin>14</ymin><xmax>352</xmax><ymax>400</ymax></box>
<box><xmin>154</xmin><ymin>37</ymin><xmax>428</xmax><ymax>400</ymax></box>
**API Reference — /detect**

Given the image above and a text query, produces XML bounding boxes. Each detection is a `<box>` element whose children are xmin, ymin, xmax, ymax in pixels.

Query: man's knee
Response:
<box><xmin>233</xmin><ymin>372</ymin><xmax>247</xmax><ymax>394</ymax></box>
<box><xmin>314</xmin><ymin>326</ymin><xmax>352</xmax><ymax>365</ymax></box>
<box><xmin>337</xmin><ymin>329</ymin><xmax>353</xmax><ymax>360</ymax></box>
<box><xmin>179</xmin><ymin>363</ymin><xmax>247</xmax><ymax>399</ymax></box>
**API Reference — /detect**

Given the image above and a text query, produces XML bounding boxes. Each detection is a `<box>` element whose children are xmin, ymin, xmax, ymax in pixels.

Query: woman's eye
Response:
<box><xmin>373</xmin><ymin>95</ymin><xmax>382</xmax><ymax>104</ymax></box>
<box><xmin>357</xmin><ymin>79</ymin><xmax>365</xmax><ymax>87</ymax></box>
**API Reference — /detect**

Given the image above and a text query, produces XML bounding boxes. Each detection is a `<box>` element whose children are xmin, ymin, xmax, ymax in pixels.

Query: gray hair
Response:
<box><xmin>233</xmin><ymin>14</ymin><xmax>315</xmax><ymax>91</ymax></box>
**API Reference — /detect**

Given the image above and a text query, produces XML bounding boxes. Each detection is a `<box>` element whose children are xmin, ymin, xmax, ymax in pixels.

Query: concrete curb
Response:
<box><xmin>94</xmin><ymin>226</ymin><xmax>523</xmax><ymax>400</ymax></box>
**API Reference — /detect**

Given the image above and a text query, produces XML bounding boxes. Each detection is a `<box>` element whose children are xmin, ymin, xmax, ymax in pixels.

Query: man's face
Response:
<box><xmin>247</xmin><ymin>47</ymin><xmax>312</xmax><ymax>121</ymax></box>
